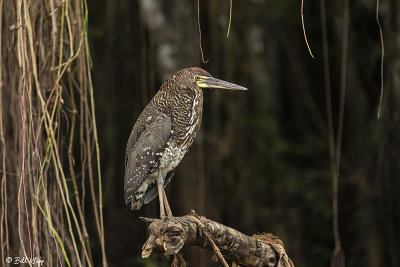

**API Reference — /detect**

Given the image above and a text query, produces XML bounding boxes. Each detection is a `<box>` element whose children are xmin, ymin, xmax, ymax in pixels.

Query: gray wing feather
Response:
<box><xmin>124</xmin><ymin>105</ymin><xmax>171</xmax><ymax>205</ymax></box>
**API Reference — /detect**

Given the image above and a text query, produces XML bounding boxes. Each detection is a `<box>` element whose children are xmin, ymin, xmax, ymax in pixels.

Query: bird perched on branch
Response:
<box><xmin>124</xmin><ymin>67</ymin><xmax>247</xmax><ymax>218</ymax></box>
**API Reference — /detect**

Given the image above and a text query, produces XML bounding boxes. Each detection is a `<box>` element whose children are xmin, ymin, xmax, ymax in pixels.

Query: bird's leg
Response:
<box><xmin>162</xmin><ymin>188</ymin><xmax>173</xmax><ymax>217</ymax></box>
<box><xmin>157</xmin><ymin>170</ymin><xmax>166</xmax><ymax>219</ymax></box>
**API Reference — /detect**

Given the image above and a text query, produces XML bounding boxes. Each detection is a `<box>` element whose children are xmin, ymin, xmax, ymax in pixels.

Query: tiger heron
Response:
<box><xmin>124</xmin><ymin>67</ymin><xmax>247</xmax><ymax>219</ymax></box>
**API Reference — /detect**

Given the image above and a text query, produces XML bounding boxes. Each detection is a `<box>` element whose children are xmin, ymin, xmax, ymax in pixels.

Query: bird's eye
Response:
<box><xmin>195</xmin><ymin>76</ymin><xmax>201</xmax><ymax>81</ymax></box>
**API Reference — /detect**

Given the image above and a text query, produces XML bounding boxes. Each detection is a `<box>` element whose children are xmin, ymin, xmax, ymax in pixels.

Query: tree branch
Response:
<box><xmin>141</xmin><ymin>211</ymin><xmax>294</xmax><ymax>267</ymax></box>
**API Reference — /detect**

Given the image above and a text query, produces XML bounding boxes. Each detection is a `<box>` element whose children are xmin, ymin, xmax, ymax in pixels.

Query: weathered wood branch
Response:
<box><xmin>141</xmin><ymin>212</ymin><xmax>294</xmax><ymax>267</ymax></box>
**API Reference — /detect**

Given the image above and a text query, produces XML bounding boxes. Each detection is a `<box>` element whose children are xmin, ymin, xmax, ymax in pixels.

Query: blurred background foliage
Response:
<box><xmin>2</xmin><ymin>0</ymin><xmax>398</xmax><ymax>266</ymax></box>
<box><xmin>87</xmin><ymin>0</ymin><xmax>398</xmax><ymax>266</ymax></box>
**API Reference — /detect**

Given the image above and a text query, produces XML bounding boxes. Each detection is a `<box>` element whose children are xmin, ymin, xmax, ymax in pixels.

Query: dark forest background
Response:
<box><xmin>1</xmin><ymin>0</ymin><xmax>399</xmax><ymax>267</ymax></box>
<box><xmin>88</xmin><ymin>0</ymin><xmax>399</xmax><ymax>266</ymax></box>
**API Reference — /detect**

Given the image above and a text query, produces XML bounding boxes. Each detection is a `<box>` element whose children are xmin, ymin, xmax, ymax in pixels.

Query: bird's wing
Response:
<box><xmin>124</xmin><ymin>106</ymin><xmax>172</xmax><ymax>205</ymax></box>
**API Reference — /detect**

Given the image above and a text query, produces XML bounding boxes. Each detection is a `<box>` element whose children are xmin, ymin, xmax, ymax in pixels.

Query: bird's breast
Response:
<box><xmin>159</xmin><ymin>141</ymin><xmax>187</xmax><ymax>177</ymax></box>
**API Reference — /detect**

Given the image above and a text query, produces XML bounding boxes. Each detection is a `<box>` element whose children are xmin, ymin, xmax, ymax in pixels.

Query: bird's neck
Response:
<box><xmin>154</xmin><ymin>86</ymin><xmax>203</xmax><ymax>147</ymax></box>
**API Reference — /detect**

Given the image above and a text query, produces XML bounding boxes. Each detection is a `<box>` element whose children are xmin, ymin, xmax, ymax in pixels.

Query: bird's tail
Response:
<box><xmin>129</xmin><ymin>199</ymin><xmax>144</xmax><ymax>210</ymax></box>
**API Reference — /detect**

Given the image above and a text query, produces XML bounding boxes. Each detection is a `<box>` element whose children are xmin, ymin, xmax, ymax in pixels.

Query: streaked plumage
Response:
<box><xmin>124</xmin><ymin>67</ymin><xmax>247</xmax><ymax>218</ymax></box>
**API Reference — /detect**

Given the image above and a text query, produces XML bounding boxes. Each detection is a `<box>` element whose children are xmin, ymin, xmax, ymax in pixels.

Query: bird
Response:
<box><xmin>124</xmin><ymin>67</ymin><xmax>247</xmax><ymax>219</ymax></box>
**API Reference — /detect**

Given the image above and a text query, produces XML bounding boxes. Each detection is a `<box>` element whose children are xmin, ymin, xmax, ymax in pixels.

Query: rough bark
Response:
<box><xmin>141</xmin><ymin>212</ymin><xmax>294</xmax><ymax>267</ymax></box>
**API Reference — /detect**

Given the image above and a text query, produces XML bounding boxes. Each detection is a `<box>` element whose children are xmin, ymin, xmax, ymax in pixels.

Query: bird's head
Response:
<box><xmin>170</xmin><ymin>67</ymin><xmax>248</xmax><ymax>91</ymax></box>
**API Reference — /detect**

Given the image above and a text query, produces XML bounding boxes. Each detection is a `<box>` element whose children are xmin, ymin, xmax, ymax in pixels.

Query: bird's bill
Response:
<box><xmin>196</xmin><ymin>76</ymin><xmax>248</xmax><ymax>91</ymax></box>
